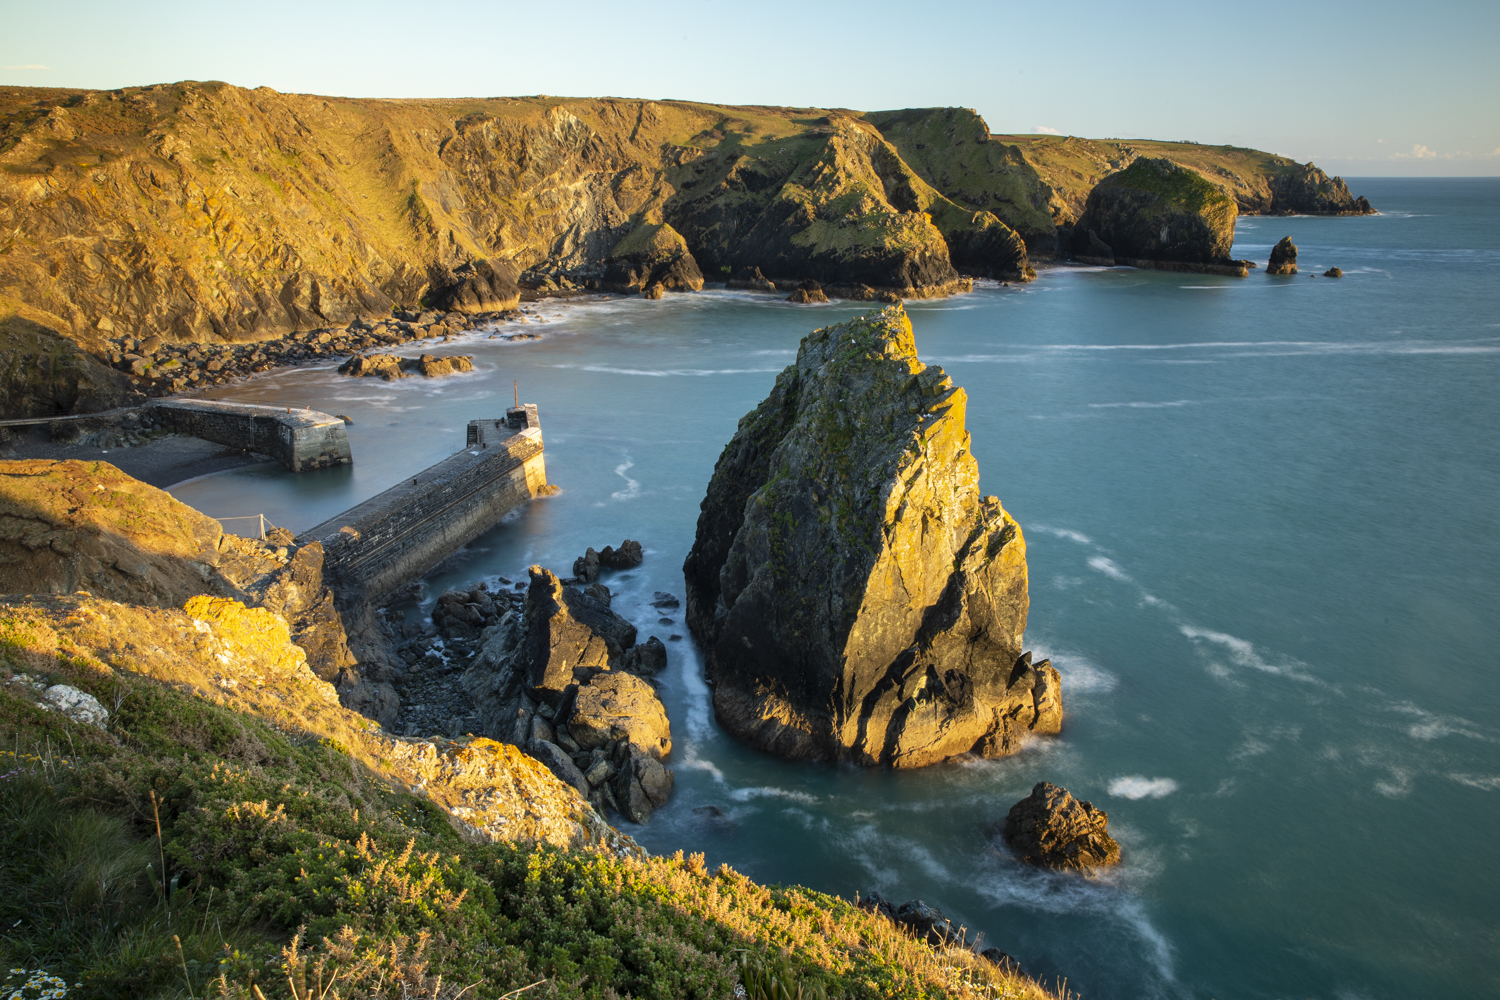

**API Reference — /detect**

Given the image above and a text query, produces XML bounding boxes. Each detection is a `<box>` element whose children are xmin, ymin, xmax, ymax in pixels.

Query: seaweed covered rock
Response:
<box><xmin>1002</xmin><ymin>782</ymin><xmax>1121</xmax><ymax>870</ymax></box>
<box><xmin>683</xmin><ymin>305</ymin><xmax>1061</xmax><ymax>767</ymax></box>
<box><xmin>1070</xmin><ymin>158</ymin><xmax>1243</xmax><ymax>274</ymax></box>
<box><xmin>600</xmin><ymin>223</ymin><xmax>704</xmax><ymax>295</ymax></box>
<box><xmin>1267</xmin><ymin>236</ymin><xmax>1299</xmax><ymax>275</ymax></box>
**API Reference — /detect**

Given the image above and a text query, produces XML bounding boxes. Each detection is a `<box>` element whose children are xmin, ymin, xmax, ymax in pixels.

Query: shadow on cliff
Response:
<box><xmin>0</xmin><ymin>298</ymin><xmax>141</xmax><ymax>420</ymax></box>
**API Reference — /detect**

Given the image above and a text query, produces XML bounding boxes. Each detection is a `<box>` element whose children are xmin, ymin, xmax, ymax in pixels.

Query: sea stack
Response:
<box><xmin>1267</xmin><ymin>237</ymin><xmax>1299</xmax><ymax>275</ymax></box>
<box><xmin>1002</xmin><ymin>782</ymin><xmax>1121</xmax><ymax>871</ymax></box>
<box><xmin>1069</xmin><ymin>158</ymin><xmax>1246</xmax><ymax>275</ymax></box>
<box><xmin>683</xmin><ymin>305</ymin><xmax>1062</xmax><ymax>767</ymax></box>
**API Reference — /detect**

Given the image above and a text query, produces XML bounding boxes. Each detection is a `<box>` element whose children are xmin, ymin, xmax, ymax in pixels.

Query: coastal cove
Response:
<box><xmin>166</xmin><ymin>178</ymin><xmax>1500</xmax><ymax>1000</ymax></box>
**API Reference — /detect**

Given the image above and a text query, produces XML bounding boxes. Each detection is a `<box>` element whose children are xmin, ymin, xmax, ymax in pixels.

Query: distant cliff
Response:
<box><xmin>0</xmin><ymin>83</ymin><xmax>1372</xmax><ymax>415</ymax></box>
<box><xmin>0</xmin><ymin>84</ymin><xmax>1032</xmax><ymax>360</ymax></box>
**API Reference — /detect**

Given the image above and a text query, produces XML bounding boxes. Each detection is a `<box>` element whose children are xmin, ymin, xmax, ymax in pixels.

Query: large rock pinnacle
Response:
<box><xmin>683</xmin><ymin>305</ymin><xmax>1061</xmax><ymax>767</ymax></box>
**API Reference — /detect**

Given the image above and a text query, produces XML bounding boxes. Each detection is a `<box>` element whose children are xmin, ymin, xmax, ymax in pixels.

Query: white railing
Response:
<box><xmin>214</xmin><ymin>514</ymin><xmax>269</xmax><ymax>539</ymax></box>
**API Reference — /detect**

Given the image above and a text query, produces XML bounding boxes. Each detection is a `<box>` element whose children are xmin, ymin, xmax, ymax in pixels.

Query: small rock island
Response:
<box><xmin>683</xmin><ymin>305</ymin><xmax>1062</xmax><ymax>767</ymax></box>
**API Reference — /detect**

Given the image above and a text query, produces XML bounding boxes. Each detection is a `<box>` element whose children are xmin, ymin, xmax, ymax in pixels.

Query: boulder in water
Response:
<box><xmin>1002</xmin><ymin>781</ymin><xmax>1121</xmax><ymax>870</ymax></box>
<box><xmin>600</xmin><ymin>539</ymin><xmax>643</xmax><ymax>568</ymax></box>
<box><xmin>1323</xmin><ymin>266</ymin><xmax>1343</xmax><ymax>278</ymax></box>
<box><xmin>788</xmin><ymin>280</ymin><xmax>829</xmax><ymax>303</ymax></box>
<box><xmin>1267</xmin><ymin>236</ymin><xmax>1298</xmax><ymax>275</ymax></box>
<box><xmin>683</xmin><ymin>305</ymin><xmax>1061</xmax><ymax>767</ymax></box>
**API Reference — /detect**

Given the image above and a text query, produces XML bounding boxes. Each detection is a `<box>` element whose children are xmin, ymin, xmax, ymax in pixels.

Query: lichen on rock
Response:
<box><xmin>683</xmin><ymin>305</ymin><xmax>1061</xmax><ymax>767</ymax></box>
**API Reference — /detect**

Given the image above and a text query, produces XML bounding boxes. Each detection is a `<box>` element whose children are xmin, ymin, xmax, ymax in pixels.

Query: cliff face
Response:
<box><xmin>0</xmin><ymin>84</ymin><xmax>1033</xmax><ymax>364</ymax></box>
<box><xmin>989</xmin><ymin>132</ymin><xmax>1376</xmax><ymax>225</ymax></box>
<box><xmin>1069</xmin><ymin>158</ymin><xmax>1240</xmax><ymax>269</ymax></box>
<box><xmin>863</xmin><ymin>108</ymin><xmax>1061</xmax><ymax>258</ymax></box>
<box><xmin>683</xmin><ymin>306</ymin><xmax>1061</xmax><ymax>767</ymax></box>
<box><xmin>0</xmin><ymin>458</ymin><xmax>399</xmax><ymax>723</ymax></box>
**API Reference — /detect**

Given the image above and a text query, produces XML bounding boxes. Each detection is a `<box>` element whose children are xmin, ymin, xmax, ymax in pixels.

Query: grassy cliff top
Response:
<box><xmin>0</xmin><ymin>555</ymin><xmax>1054</xmax><ymax>999</ymax></box>
<box><xmin>991</xmin><ymin>132</ymin><xmax>1310</xmax><ymax>220</ymax></box>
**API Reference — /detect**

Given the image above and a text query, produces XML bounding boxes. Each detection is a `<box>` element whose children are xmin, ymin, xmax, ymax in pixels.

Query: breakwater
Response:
<box><xmin>153</xmin><ymin>399</ymin><xmax>352</xmax><ymax>472</ymax></box>
<box><xmin>301</xmin><ymin>405</ymin><xmax>548</xmax><ymax>603</ymax></box>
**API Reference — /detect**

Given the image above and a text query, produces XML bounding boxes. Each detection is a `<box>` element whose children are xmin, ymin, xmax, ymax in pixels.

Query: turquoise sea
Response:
<box><xmin>172</xmin><ymin>178</ymin><xmax>1500</xmax><ymax>1000</ymax></box>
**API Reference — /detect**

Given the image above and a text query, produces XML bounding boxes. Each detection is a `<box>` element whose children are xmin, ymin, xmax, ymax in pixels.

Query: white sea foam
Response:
<box><xmin>1374</xmin><ymin>768</ymin><xmax>1413</xmax><ymax>798</ymax></box>
<box><xmin>677</xmin><ymin>752</ymin><xmax>724</xmax><ymax>783</ymax></box>
<box><xmin>1108</xmin><ymin>776</ymin><xmax>1179</xmax><ymax>799</ymax></box>
<box><xmin>1178</xmin><ymin>626</ymin><xmax>1321</xmax><ymax>685</ymax></box>
<box><xmin>728</xmin><ymin>786</ymin><xmax>819</xmax><ymax>804</ymax></box>
<box><xmin>1087</xmin><ymin>556</ymin><xmax>1132</xmax><ymax>582</ymax></box>
<box><xmin>609</xmin><ymin>458</ymin><xmax>640</xmax><ymax>501</ymax></box>
<box><xmin>1032</xmin><ymin>646</ymin><xmax>1118</xmax><ymax>694</ymax></box>
<box><xmin>1088</xmin><ymin>400</ymin><xmax>1198</xmax><ymax>409</ymax></box>
<box><xmin>1449</xmin><ymin>773</ymin><xmax>1500</xmax><ymax>791</ymax></box>
<box><xmin>1383</xmin><ymin>701</ymin><xmax>1492</xmax><ymax>742</ymax></box>
<box><xmin>1031</xmin><ymin>524</ymin><xmax>1094</xmax><ymax>545</ymax></box>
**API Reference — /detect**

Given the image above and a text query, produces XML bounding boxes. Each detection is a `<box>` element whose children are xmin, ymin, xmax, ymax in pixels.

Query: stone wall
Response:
<box><xmin>303</xmin><ymin>407</ymin><xmax>546</xmax><ymax>603</ymax></box>
<box><xmin>154</xmin><ymin>399</ymin><xmax>352</xmax><ymax>472</ymax></box>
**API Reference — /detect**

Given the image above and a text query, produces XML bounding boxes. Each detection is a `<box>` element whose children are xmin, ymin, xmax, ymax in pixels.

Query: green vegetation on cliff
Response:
<box><xmin>0</xmin><ymin>594</ymin><xmax>1051</xmax><ymax>1000</ymax></box>
<box><xmin>0</xmin><ymin>458</ymin><xmax>1053</xmax><ymax>1000</ymax></box>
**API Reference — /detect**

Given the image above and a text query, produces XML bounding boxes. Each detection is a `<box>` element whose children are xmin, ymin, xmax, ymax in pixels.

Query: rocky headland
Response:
<box><xmin>1069</xmin><ymin>157</ymin><xmax>1251</xmax><ymax>275</ymax></box>
<box><xmin>683</xmin><ymin>305</ymin><xmax>1061</xmax><ymax>767</ymax></box>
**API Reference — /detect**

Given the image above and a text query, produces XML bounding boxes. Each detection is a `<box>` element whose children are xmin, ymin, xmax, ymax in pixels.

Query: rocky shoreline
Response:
<box><xmin>100</xmin><ymin>305</ymin><xmax>543</xmax><ymax>396</ymax></box>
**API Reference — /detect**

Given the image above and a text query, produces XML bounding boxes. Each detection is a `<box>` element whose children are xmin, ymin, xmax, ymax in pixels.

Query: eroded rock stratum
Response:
<box><xmin>684</xmin><ymin>305</ymin><xmax>1061</xmax><ymax>767</ymax></box>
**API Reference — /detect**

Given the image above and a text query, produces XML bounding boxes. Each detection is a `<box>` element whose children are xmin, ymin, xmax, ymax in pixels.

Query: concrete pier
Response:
<box><xmin>153</xmin><ymin>399</ymin><xmax>352</xmax><ymax>472</ymax></box>
<box><xmin>301</xmin><ymin>405</ymin><xmax>548</xmax><ymax>603</ymax></box>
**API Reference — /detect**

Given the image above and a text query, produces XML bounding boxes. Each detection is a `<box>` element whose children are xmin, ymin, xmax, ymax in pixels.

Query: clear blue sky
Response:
<box><xmin>2</xmin><ymin>0</ymin><xmax>1496</xmax><ymax>176</ymax></box>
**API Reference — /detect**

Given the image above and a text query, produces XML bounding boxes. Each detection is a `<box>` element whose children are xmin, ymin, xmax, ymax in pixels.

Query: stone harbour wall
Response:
<box><xmin>153</xmin><ymin>399</ymin><xmax>352</xmax><ymax>472</ymax></box>
<box><xmin>303</xmin><ymin>407</ymin><xmax>547</xmax><ymax>603</ymax></box>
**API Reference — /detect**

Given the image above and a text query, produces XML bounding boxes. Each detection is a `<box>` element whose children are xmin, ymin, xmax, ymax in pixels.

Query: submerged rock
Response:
<box><xmin>1267</xmin><ymin>236</ymin><xmax>1299</xmax><ymax>275</ymax></box>
<box><xmin>1002</xmin><ymin>781</ymin><xmax>1121</xmax><ymax>870</ymax></box>
<box><xmin>683</xmin><ymin>305</ymin><xmax>1061</xmax><ymax>767</ymax></box>
<box><xmin>1070</xmin><ymin>158</ymin><xmax>1245</xmax><ymax>275</ymax></box>
<box><xmin>1323</xmin><ymin>267</ymin><xmax>1344</xmax><ymax>278</ymax></box>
